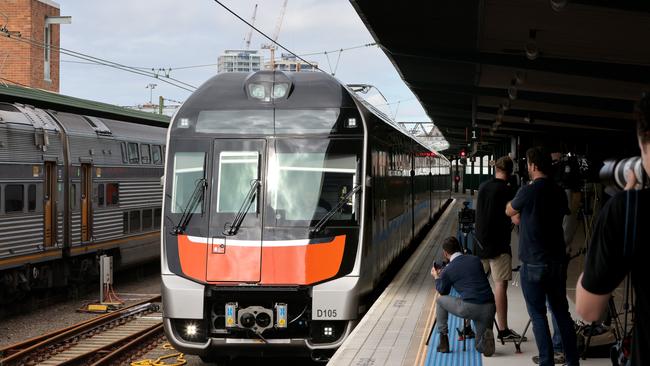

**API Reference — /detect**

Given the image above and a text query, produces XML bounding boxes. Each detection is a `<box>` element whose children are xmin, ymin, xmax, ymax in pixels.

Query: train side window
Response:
<box><xmin>153</xmin><ymin>207</ymin><xmax>161</xmax><ymax>229</ymax></box>
<box><xmin>106</xmin><ymin>183</ymin><xmax>119</xmax><ymax>206</ymax></box>
<box><xmin>123</xmin><ymin>212</ymin><xmax>128</xmax><ymax>233</ymax></box>
<box><xmin>141</xmin><ymin>144</ymin><xmax>151</xmax><ymax>164</ymax></box>
<box><xmin>5</xmin><ymin>184</ymin><xmax>24</xmax><ymax>213</ymax></box>
<box><xmin>127</xmin><ymin>143</ymin><xmax>140</xmax><ymax>164</ymax></box>
<box><xmin>70</xmin><ymin>184</ymin><xmax>77</xmax><ymax>210</ymax></box>
<box><xmin>27</xmin><ymin>184</ymin><xmax>36</xmax><ymax>212</ymax></box>
<box><xmin>129</xmin><ymin>210</ymin><xmax>141</xmax><ymax>232</ymax></box>
<box><xmin>152</xmin><ymin>145</ymin><xmax>162</xmax><ymax>165</ymax></box>
<box><xmin>120</xmin><ymin>142</ymin><xmax>128</xmax><ymax>163</ymax></box>
<box><xmin>142</xmin><ymin>209</ymin><xmax>153</xmax><ymax>230</ymax></box>
<box><xmin>97</xmin><ymin>183</ymin><xmax>105</xmax><ymax>206</ymax></box>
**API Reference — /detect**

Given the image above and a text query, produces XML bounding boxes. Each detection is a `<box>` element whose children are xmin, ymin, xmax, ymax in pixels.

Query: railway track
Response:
<box><xmin>0</xmin><ymin>296</ymin><xmax>164</xmax><ymax>366</ymax></box>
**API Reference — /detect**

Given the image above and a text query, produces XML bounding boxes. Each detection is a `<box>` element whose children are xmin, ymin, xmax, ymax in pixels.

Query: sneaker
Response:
<box><xmin>498</xmin><ymin>328</ymin><xmax>527</xmax><ymax>342</ymax></box>
<box><xmin>532</xmin><ymin>352</ymin><xmax>566</xmax><ymax>364</ymax></box>
<box><xmin>481</xmin><ymin>329</ymin><xmax>495</xmax><ymax>357</ymax></box>
<box><xmin>437</xmin><ymin>333</ymin><xmax>450</xmax><ymax>353</ymax></box>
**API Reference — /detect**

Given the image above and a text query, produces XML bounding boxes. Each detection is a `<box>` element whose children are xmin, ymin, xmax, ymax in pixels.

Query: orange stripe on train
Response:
<box><xmin>177</xmin><ymin>235</ymin><xmax>346</xmax><ymax>285</ymax></box>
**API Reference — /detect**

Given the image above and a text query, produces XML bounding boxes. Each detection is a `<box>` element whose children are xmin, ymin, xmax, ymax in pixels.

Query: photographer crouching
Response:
<box><xmin>431</xmin><ymin>236</ymin><xmax>496</xmax><ymax>356</ymax></box>
<box><xmin>577</xmin><ymin>93</ymin><xmax>650</xmax><ymax>366</ymax></box>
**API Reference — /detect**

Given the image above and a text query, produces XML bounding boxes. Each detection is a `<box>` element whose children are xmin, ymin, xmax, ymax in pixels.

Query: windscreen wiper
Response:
<box><xmin>223</xmin><ymin>179</ymin><xmax>261</xmax><ymax>236</ymax></box>
<box><xmin>171</xmin><ymin>178</ymin><xmax>207</xmax><ymax>235</ymax></box>
<box><xmin>310</xmin><ymin>185</ymin><xmax>362</xmax><ymax>233</ymax></box>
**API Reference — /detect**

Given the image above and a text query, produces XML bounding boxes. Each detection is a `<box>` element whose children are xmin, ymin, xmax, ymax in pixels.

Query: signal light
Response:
<box><xmin>460</xmin><ymin>150</ymin><xmax>466</xmax><ymax>158</ymax></box>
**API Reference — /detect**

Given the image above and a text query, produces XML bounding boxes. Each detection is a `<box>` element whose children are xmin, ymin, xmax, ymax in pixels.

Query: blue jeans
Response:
<box><xmin>520</xmin><ymin>262</ymin><xmax>579</xmax><ymax>366</ymax></box>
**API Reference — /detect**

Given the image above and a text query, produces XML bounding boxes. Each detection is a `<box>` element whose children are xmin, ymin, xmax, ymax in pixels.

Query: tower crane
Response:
<box><xmin>243</xmin><ymin>4</ymin><xmax>258</xmax><ymax>50</ymax></box>
<box><xmin>261</xmin><ymin>0</ymin><xmax>288</xmax><ymax>70</ymax></box>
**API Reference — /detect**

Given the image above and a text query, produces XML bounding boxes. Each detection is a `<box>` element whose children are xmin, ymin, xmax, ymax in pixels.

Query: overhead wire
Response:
<box><xmin>1</xmin><ymin>30</ymin><xmax>197</xmax><ymax>92</ymax></box>
<box><xmin>212</xmin><ymin>0</ymin><xmax>320</xmax><ymax>72</ymax></box>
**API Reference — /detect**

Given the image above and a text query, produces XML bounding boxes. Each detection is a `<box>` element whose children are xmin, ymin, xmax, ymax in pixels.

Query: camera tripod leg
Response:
<box><xmin>515</xmin><ymin>319</ymin><xmax>532</xmax><ymax>353</ymax></box>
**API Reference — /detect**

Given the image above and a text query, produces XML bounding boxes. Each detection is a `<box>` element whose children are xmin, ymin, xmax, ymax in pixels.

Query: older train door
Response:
<box><xmin>80</xmin><ymin>163</ymin><xmax>92</xmax><ymax>242</ymax></box>
<box><xmin>43</xmin><ymin>162</ymin><xmax>57</xmax><ymax>246</ymax></box>
<box><xmin>206</xmin><ymin>139</ymin><xmax>265</xmax><ymax>283</ymax></box>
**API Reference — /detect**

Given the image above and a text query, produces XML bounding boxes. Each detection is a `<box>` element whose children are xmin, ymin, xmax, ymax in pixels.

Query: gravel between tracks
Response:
<box><xmin>0</xmin><ymin>268</ymin><xmax>161</xmax><ymax>348</ymax></box>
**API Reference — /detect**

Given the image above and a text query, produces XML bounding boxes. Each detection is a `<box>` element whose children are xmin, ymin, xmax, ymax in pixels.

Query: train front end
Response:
<box><xmin>161</xmin><ymin>71</ymin><xmax>366</xmax><ymax>360</ymax></box>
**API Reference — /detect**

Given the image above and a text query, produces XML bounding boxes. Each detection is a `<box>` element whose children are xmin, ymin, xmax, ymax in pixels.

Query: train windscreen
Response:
<box><xmin>268</xmin><ymin>138</ymin><xmax>360</xmax><ymax>227</ymax></box>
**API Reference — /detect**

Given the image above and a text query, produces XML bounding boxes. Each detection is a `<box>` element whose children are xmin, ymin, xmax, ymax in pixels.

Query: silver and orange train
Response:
<box><xmin>161</xmin><ymin>70</ymin><xmax>451</xmax><ymax>363</ymax></box>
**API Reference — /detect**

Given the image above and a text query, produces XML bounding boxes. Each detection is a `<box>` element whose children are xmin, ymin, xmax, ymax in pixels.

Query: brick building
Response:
<box><xmin>0</xmin><ymin>0</ymin><xmax>70</xmax><ymax>92</ymax></box>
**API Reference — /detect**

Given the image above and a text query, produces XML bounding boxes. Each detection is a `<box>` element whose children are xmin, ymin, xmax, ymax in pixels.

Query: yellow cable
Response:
<box><xmin>131</xmin><ymin>343</ymin><xmax>186</xmax><ymax>366</ymax></box>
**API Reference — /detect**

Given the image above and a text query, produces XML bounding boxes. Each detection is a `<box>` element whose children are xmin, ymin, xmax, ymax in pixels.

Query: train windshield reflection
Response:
<box><xmin>269</xmin><ymin>149</ymin><xmax>357</xmax><ymax>225</ymax></box>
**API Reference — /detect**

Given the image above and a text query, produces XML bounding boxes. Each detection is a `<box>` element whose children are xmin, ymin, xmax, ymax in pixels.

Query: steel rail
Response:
<box><xmin>0</xmin><ymin>295</ymin><xmax>161</xmax><ymax>365</ymax></box>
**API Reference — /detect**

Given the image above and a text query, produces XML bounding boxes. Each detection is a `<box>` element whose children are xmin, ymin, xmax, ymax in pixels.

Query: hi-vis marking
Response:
<box><xmin>188</xmin><ymin>236</ymin><xmax>314</xmax><ymax>247</ymax></box>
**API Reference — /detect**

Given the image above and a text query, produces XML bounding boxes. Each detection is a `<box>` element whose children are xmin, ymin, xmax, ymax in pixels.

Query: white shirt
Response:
<box><xmin>449</xmin><ymin>252</ymin><xmax>462</xmax><ymax>262</ymax></box>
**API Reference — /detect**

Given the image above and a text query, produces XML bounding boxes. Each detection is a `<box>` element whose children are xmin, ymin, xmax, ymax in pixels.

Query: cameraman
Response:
<box><xmin>505</xmin><ymin>147</ymin><xmax>579</xmax><ymax>366</ymax></box>
<box><xmin>576</xmin><ymin>94</ymin><xmax>650</xmax><ymax>366</ymax></box>
<box><xmin>475</xmin><ymin>156</ymin><xmax>523</xmax><ymax>342</ymax></box>
<box><xmin>431</xmin><ymin>236</ymin><xmax>496</xmax><ymax>356</ymax></box>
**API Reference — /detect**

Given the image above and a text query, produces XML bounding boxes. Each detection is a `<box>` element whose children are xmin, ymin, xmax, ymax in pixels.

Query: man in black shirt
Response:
<box><xmin>577</xmin><ymin>94</ymin><xmax>650</xmax><ymax>366</ymax></box>
<box><xmin>475</xmin><ymin>156</ymin><xmax>522</xmax><ymax>341</ymax></box>
<box><xmin>506</xmin><ymin>147</ymin><xmax>579</xmax><ymax>366</ymax></box>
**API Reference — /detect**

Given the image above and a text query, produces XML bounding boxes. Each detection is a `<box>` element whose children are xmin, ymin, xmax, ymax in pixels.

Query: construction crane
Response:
<box><xmin>243</xmin><ymin>4</ymin><xmax>258</xmax><ymax>50</ymax></box>
<box><xmin>261</xmin><ymin>0</ymin><xmax>288</xmax><ymax>70</ymax></box>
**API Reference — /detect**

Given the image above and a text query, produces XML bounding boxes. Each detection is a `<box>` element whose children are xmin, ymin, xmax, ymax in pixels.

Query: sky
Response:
<box><xmin>57</xmin><ymin>0</ymin><xmax>430</xmax><ymax>122</ymax></box>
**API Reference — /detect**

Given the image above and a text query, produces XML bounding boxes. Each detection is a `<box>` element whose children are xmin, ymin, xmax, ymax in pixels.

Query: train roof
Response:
<box><xmin>0</xmin><ymin>84</ymin><xmax>170</xmax><ymax>128</ymax></box>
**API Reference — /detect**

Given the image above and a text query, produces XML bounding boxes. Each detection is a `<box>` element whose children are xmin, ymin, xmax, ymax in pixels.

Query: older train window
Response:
<box><xmin>129</xmin><ymin>210</ymin><xmax>141</xmax><ymax>232</ymax></box>
<box><xmin>152</xmin><ymin>145</ymin><xmax>162</xmax><ymax>165</ymax></box>
<box><xmin>5</xmin><ymin>184</ymin><xmax>24</xmax><ymax>213</ymax></box>
<box><xmin>120</xmin><ymin>142</ymin><xmax>128</xmax><ymax>163</ymax></box>
<box><xmin>27</xmin><ymin>184</ymin><xmax>36</xmax><ymax>212</ymax></box>
<box><xmin>106</xmin><ymin>183</ymin><xmax>119</xmax><ymax>206</ymax></box>
<box><xmin>154</xmin><ymin>207</ymin><xmax>161</xmax><ymax>229</ymax></box>
<box><xmin>70</xmin><ymin>184</ymin><xmax>77</xmax><ymax>210</ymax></box>
<box><xmin>97</xmin><ymin>183</ymin><xmax>105</xmax><ymax>206</ymax></box>
<box><xmin>127</xmin><ymin>143</ymin><xmax>140</xmax><ymax>164</ymax></box>
<box><xmin>142</xmin><ymin>209</ymin><xmax>153</xmax><ymax>230</ymax></box>
<box><xmin>141</xmin><ymin>144</ymin><xmax>151</xmax><ymax>164</ymax></box>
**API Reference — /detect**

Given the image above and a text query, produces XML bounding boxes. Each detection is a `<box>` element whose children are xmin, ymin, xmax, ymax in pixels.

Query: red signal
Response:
<box><xmin>460</xmin><ymin>150</ymin><xmax>466</xmax><ymax>158</ymax></box>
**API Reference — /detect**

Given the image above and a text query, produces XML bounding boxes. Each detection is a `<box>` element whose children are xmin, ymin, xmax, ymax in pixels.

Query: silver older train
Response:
<box><xmin>0</xmin><ymin>102</ymin><xmax>166</xmax><ymax>305</ymax></box>
<box><xmin>161</xmin><ymin>70</ymin><xmax>451</xmax><ymax>363</ymax></box>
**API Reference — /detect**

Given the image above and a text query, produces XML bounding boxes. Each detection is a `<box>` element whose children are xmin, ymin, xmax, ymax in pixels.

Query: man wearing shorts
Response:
<box><xmin>475</xmin><ymin>156</ymin><xmax>523</xmax><ymax>341</ymax></box>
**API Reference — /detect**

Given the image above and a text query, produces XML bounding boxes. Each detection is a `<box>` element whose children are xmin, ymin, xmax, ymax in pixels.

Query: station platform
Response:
<box><xmin>329</xmin><ymin>195</ymin><xmax>614</xmax><ymax>366</ymax></box>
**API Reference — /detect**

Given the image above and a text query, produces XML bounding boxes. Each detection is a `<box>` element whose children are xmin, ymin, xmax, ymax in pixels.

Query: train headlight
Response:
<box><xmin>185</xmin><ymin>323</ymin><xmax>198</xmax><ymax>337</ymax></box>
<box><xmin>323</xmin><ymin>326</ymin><xmax>333</xmax><ymax>337</ymax></box>
<box><xmin>178</xmin><ymin>117</ymin><xmax>190</xmax><ymax>128</ymax></box>
<box><xmin>248</xmin><ymin>83</ymin><xmax>267</xmax><ymax>100</ymax></box>
<box><xmin>272</xmin><ymin>83</ymin><xmax>289</xmax><ymax>99</ymax></box>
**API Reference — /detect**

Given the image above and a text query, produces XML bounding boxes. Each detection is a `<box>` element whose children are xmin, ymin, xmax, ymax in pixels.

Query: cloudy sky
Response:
<box><xmin>58</xmin><ymin>0</ymin><xmax>429</xmax><ymax>122</ymax></box>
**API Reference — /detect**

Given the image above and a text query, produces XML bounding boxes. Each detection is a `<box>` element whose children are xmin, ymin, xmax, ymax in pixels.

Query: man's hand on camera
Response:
<box><xmin>431</xmin><ymin>266</ymin><xmax>441</xmax><ymax>279</ymax></box>
<box><xmin>624</xmin><ymin>169</ymin><xmax>638</xmax><ymax>191</ymax></box>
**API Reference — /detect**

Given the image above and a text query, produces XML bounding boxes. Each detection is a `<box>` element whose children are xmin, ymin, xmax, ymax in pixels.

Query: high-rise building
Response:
<box><xmin>0</xmin><ymin>0</ymin><xmax>70</xmax><ymax>92</ymax></box>
<box><xmin>217</xmin><ymin>50</ymin><xmax>262</xmax><ymax>73</ymax></box>
<box><xmin>266</xmin><ymin>53</ymin><xmax>318</xmax><ymax>72</ymax></box>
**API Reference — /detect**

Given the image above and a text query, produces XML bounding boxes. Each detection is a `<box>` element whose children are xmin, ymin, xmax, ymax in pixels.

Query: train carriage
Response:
<box><xmin>161</xmin><ymin>70</ymin><xmax>451</xmax><ymax>363</ymax></box>
<box><xmin>0</xmin><ymin>101</ymin><xmax>166</xmax><ymax>304</ymax></box>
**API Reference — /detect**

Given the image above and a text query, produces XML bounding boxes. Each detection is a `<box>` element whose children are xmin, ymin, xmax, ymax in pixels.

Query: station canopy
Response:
<box><xmin>350</xmin><ymin>0</ymin><xmax>650</xmax><ymax>156</ymax></box>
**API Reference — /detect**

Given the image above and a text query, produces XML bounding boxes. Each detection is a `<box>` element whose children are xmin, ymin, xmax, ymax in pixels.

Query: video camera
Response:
<box><xmin>600</xmin><ymin>156</ymin><xmax>648</xmax><ymax>196</ymax></box>
<box><xmin>458</xmin><ymin>201</ymin><xmax>476</xmax><ymax>234</ymax></box>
